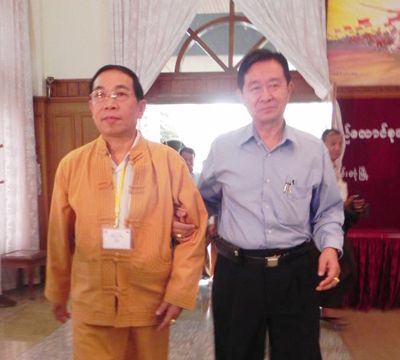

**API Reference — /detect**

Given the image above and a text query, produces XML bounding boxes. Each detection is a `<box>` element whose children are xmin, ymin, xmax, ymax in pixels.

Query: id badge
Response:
<box><xmin>102</xmin><ymin>226</ymin><xmax>133</xmax><ymax>250</ymax></box>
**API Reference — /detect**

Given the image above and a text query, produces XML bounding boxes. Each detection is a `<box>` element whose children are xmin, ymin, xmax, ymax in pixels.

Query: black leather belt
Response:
<box><xmin>213</xmin><ymin>236</ymin><xmax>311</xmax><ymax>268</ymax></box>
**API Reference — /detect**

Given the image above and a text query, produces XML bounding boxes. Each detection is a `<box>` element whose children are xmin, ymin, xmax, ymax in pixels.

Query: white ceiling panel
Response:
<box><xmin>198</xmin><ymin>0</ymin><xmax>230</xmax><ymax>14</ymax></box>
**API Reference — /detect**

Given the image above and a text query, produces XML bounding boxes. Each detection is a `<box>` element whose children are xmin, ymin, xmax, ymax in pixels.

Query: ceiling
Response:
<box><xmin>198</xmin><ymin>0</ymin><xmax>230</xmax><ymax>14</ymax></box>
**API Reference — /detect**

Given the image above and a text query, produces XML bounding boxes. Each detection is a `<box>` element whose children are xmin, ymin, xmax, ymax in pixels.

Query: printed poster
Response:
<box><xmin>328</xmin><ymin>0</ymin><xmax>400</xmax><ymax>85</ymax></box>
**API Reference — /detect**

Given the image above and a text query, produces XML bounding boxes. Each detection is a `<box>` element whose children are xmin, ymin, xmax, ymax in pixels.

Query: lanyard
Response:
<box><xmin>114</xmin><ymin>157</ymin><xmax>129</xmax><ymax>228</ymax></box>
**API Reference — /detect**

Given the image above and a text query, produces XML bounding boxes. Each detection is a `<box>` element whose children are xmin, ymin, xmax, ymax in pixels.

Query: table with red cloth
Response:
<box><xmin>343</xmin><ymin>228</ymin><xmax>400</xmax><ymax>310</ymax></box>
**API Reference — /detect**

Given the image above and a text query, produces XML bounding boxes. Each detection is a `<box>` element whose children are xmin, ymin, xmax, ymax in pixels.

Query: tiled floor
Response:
<box><xmin>0</xmin><ymin>281</ymin><xmax>352</xmax><ymax>360</ymax></box>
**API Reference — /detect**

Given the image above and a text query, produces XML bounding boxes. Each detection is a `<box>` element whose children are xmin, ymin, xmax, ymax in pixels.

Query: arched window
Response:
<box><xmin>146</xmin><ymin>0</ymin><xmax>317</xmax><ymax>104</ymax></box>
<box><xmin>164</xmin><ymin>0</ymin><xmax>273</xmax><ymax>74</ymax></box>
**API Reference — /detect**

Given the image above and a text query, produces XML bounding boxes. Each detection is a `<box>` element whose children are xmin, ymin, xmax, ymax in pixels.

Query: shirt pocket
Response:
<box><xmin>274</xmin><ymin>184</ymin><xmax>312</xmax><ymax>226</ymax></box>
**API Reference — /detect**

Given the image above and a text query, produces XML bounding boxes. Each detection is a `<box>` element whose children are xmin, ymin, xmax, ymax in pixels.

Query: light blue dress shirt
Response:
<box><xmin>198</xmin><ymin>123</ymin><xmax>344</xmax><ymax>252</ymax></box>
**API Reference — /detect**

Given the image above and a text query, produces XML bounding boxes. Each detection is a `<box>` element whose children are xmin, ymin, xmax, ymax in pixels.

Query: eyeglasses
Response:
<box><xmin>89</xmin><ymin>89</ymin><xmax>133</xmax><ymax>103</ymax></box>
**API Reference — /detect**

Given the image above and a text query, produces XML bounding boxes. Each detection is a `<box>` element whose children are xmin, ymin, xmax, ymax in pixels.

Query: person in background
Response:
<box><xmin>179</xmin><ymin>147</ymin><xmax>200</xmax><ymax>186</ymax></box>
<box><xmin>45</xmin><ymin>65</ymin><xmax>207</xmax><ymax>360</ymax></box>
<box><xmin>163</xmin><ymin>139</ymin><xmax>185</xmax><ymax>152</ymax></box>
<box><xmin>178</xmin><ymin>146</ymin><xmax>211</xmax><ymax>278</ymax></box>
<box><xmin>322</xmin><ymin>129</ymin><xmax>367</xmax><ymax>233</ymax></box>
<box><xmin>321</xmin><ymin>128</ymin><xmax>368</xmax><ymax>322</ymax></box>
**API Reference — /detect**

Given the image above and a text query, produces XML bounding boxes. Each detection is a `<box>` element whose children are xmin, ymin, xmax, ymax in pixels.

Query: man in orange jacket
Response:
<box><xmin>45</xmin><ymin>65</ymin><xmax>207</xmax><ymax>360</ymax></box>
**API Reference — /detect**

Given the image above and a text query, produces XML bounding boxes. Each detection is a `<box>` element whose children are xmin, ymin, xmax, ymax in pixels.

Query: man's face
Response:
<box><xmin>238</xmin><ymin>59</ymin><xmax>293</xmax><ymax>127</ymax></box>
<box><xmin>181</xmin><ymin>151</ymin><xmax>194</xmax><ymax>173</ymax></box>
<box><xmin>89</xmin><ymin>69</ymin><xmax>146</xmax><ymax>139</ymax></box>
<box><xmin>324</xmin><ymin>133</ymin><xmax>343</xmax><ymax>162</ymax></box>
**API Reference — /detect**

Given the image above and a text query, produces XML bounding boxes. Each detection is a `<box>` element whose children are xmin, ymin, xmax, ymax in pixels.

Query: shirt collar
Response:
<box><xmin>281</xmin><ymin>123</ymin><xmax>297</xmax><ymax>148</ymax></box>
<box><xmin>238</xmin><ymin>121</ymin><xmax>296</xmax><ymax>150</ymax></box>
<box><xmin>237</xmin><ymin>123</ymin><xmax>256</xmax><ymax>147</ymax></box>
<box><xmin>108</xmin><ymin>131</ymin><xmax>142</xmax><ymax>168</ymax></box>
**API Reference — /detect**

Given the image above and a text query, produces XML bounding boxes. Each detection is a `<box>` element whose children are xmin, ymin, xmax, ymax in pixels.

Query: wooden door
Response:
<box><xmin>34</xmin><ymin>97</ymin><xmax>98</xmax><ymax>248</ymax></box>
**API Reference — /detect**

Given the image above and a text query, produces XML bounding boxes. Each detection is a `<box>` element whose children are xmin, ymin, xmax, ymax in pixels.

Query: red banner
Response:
<box><xmin>338</xmin><ymin>99</ymin><xmax>400</xmax><ymax>228</ymax></box>
<box><xmin>358</xmin><ymin>18</ymin><xmax>371</xmax><ymax>26</ymax></box>
<box><xmin>389</xmin><ymin>15</ymin><xmax>400</xmax><ymax>24</ymax></box>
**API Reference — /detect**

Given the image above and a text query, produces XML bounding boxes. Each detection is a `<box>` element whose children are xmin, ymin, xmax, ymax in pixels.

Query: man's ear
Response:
<box><xmin>236</xmin><ymin>88</ymin><xmax>243</xmax><ymax>103</ymax></box>
<box><xmin>89</xmin><ymin>100</ymin><xmax>94</xmax><ymax>115</ymax></box>
<box><xmin>138</xmin><ymin>99</ymin><xmax>147</xmax><ymax>119</ymax></box>
<box><xmin>288</xmin><ymin>81</ymin><xmax>294</xmax><ymax>97</ymax></box>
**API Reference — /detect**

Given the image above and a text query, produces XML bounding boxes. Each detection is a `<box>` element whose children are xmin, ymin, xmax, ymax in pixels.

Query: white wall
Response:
<box><xmin>30</xmin><ymin>0</ymin><xmax>112</xmax><ymax>96</ymax></box>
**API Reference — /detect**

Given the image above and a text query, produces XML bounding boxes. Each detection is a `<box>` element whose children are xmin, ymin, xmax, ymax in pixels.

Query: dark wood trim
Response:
<box><xmin>143</xmin><ymin>72</ymin><xmax>320</xmax><ymax>103</ymax></box>
<box><xmin>48</xmin><ymin>79</ymin><xmax>90</xmax><ymax>98</ymax></box>
<box><xmin>46</xmin><ymin>72</ymin><xmax>318</xmax><ymax>104</ymax></box>
<box><xmin>45</xmin><ymin>76</ymin><xmax>400</xmax><ymax>104</ymax></box>
<box><xmin>47</xmin><ymin>97</ymin><xmax>90</xmax><ymax>104</ymax></box>
<box><xmin>336</xmin><ymin>86</ymin><xmax>400</xmax><ymax>99</ymax></box>
<box><xmin>33</xmin><ymin>97</ymin><xmax>49</xmax><ymax>250</ymax></box>
<box><xmin>228</xmin><ymin>0</ymin><xmax>235</xmax><ymax>69</ymax></box>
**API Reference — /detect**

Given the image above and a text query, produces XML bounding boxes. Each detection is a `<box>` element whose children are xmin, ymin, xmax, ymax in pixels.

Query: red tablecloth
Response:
<box><xmin>343</xmin><ymin>228</ymin><xmax>400</xmax><ymax>310</ymax></box>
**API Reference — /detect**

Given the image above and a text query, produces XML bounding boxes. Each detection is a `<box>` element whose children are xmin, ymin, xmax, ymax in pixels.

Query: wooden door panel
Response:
<box><xmin>80</xmin><ymin>114</ymin><xmax>99</xmax><ymax>145</ymax></box>
<box><xmin>34</xmin><ymin>98</ymin><xmax>97</xmax><ymax>248</ymax></box>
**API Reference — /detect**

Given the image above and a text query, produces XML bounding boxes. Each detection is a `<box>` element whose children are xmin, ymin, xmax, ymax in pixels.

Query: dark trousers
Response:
<box><xmin>212</xmin><ymin>249</ymin><xmax>322</xmax><ymax>360</ymax></box>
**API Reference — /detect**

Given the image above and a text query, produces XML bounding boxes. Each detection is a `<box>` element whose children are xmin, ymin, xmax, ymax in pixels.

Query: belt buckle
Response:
<box><xmin>265</xmin><ymin>255</ymin><xmax>280</xmax><ymax>268</ymax></box>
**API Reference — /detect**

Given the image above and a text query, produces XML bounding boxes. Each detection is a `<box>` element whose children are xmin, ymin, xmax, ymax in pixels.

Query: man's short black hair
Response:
<box><xmin>89</xmin><ymin>65</ymin><xmax>144</xmax><ymax>101</ymax></box>
<box><xmin>162</xmin><ymin>139</ymin><xmax>185</xmax><ymax>152</ymax></box>
<box><xmin>238</xmin><ymin>49</ymin><xmax>291</xmax><ymax>91</ymax></box>
<box><xmin>321</xmin><ymin>129</ymin><xmax>341</xmax><ymax>142</ymax></box>
<box><xmin>179</xmin><ymin>147</ymin><xmax>195</xmax><ymax>157</ymax></box>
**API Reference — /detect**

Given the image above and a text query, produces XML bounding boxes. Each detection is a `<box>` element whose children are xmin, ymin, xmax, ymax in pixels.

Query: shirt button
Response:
<box><xmin>265</xmin><ymin>205</ymin><xmax>269</xmax><ymax>210</ymax></box>
<box><xmin>268</xmin><ymin>153</ymin><xmax>271</xmax><ymax>157</ymax></box>
<box><xmin>268</xmin><ymin>230</ymin><xmax>272</xmax><ymax>234</ymax></box>
<box><xmin>266</xmin><ymin>178</ymin><xmax>270</xmax><ymax>183</ymax></box>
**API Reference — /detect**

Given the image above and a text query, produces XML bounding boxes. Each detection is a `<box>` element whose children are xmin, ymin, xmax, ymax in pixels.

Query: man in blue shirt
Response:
<box><xmin>197</xmin><ymin>50</ymin><xmax>343</xmax><ymax>360</ymax></box>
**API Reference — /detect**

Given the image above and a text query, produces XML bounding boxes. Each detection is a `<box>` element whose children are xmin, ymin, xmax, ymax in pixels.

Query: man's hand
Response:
<box><xmin>172</xmin><ymin>208</ymin><xmax>196</xmax><ymax>243</ymax></box>
<box><xmin>51</xmin><ymin>302</ymin><xmax>70</xmax><ymax>323</ymax></box>
<box><xmin>316</xmin><ymin>247</ymin><xmax>341</xmax><ymax>291</ymax></box>
<box><xmin>344</xmin><ymin>194</ymin><xmax>366</xmax><ymax>213</ymax></box>
<box><xmin>155</xmin><ymin>301</ymin><xmax>183</xmax><ymax>331</ymax></box>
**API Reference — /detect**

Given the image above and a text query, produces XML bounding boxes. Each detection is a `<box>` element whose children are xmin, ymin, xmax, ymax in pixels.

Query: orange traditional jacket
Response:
<box><xmin>45</xmin><ymin>135</ymin><xmax>207</xmax><ymax>327</ymax></box>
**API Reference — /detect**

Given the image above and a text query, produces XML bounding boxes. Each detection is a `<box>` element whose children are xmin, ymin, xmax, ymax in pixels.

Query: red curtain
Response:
<box><xmin>344</xmin><ymin>230</ymin><xmax>400</xmax><ymax>310</ymax></box>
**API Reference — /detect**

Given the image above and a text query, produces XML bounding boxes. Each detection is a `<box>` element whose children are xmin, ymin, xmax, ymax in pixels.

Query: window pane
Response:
<box><xmin>200</xmin><ymin>22</ymin><xmax>230</xmax><ymax>67</ymax></box>
<box><xmin>234</xmin><ymin>23</ymin><xmax>266</xmax><ymax>65</ymax></box>
<box><xmin>181</xmin><ymin>41</ymin><xmax>225</xmax><ymax>72</ymax></box>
